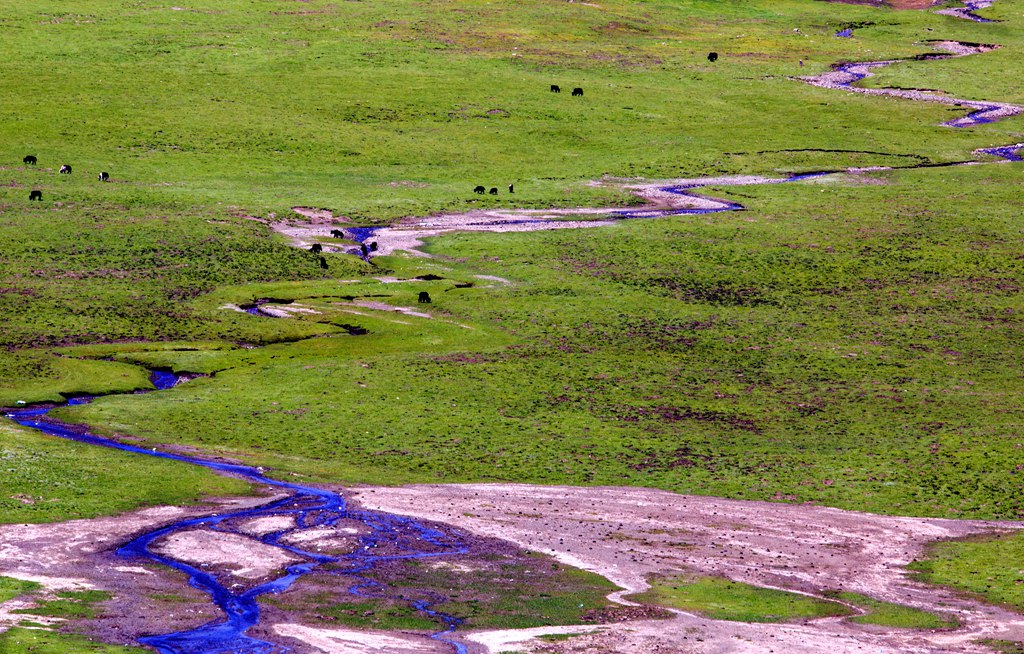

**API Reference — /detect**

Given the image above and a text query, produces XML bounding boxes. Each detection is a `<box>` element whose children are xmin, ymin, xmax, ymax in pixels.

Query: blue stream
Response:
<box><xmin>978</xmin><ymin>143</ymin><xmax>1024</xmax><ymax>162</ymax></box>
<box><xmin>4</xmin><ymin>372</ymin><xmax>470</xmax><ymax>654</ymax></box>
<box><xmin>962</xmin><ymin>0</ymin><xmax>996</xmax><ymax>22</ymax></box>
<box><xmin>830</xmin><ymin>60</ymin><xmax>1016</xmax><ymax>131</ymax></box>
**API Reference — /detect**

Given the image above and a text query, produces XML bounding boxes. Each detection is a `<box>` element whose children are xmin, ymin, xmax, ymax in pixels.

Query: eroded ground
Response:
<box><xmin>355</xmin><ymin>484</ymin><xmax>1024</xmax><ymax>654</ymax></box>
<box><xmin>2</xmin><ymin>484</ymin><xmax>1023</xmax><ymax>654</ymax></box>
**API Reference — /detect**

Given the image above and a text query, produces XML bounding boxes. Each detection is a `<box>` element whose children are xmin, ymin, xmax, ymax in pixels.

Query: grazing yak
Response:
<box><xmin>572</xmin><ymin>87</ymin><xmax>583</xmax><ymax>96</ymax></box>
<box><xmin>98</xmin><ymin>172</ymin><xmax>109</xmax><ymax>181</ymax></box>
<box><xmin>474</xmin><ymin>185</ymin><xmax>486</xmax><ymax>194</ymax></box>
<box><xmin>330</xmin><ymin>229</ymin><xmax>345</xmax><ymax>239</ymax></box>
<box><xmin>319</xmin><ymin>256</ymin><xmax>328</xmax><ymax>269</ymax></box>
<box><xmin>29</xmin><ymin>190</ymin><xmax>42</xmax><ymax>201</ymax></box>
<box><xmin>59</xmin><ymin>164</ymin><xmax>72</xmax><ymax>174</ymax></box>
<box><xmin>310</xmin><ymin>243</ymin><xmax>323</xmax><ymax>254</ymax></box>
<box><xmin>418</xmin><ymin>291</ymin><xmax>431</xmax><ymax>304</ymax></box>
<box><xmin>23</xmin><ymin>155</ymin><xmax>37</xmax><ymax>165</ymax></box>
<box><xmin>550</xmin><ymin>84</ymin><xmax>561</xmax><ymax>93</ymax></box>
<box><xmin>369</xmin><ymin>241</ymin><xmax>378</xmax><ymax>251</ymax></box>
<box><xmin>707</xmin><ymin>52</ymin><xmax>718</xmax><ymax>62</ymax></box>
<box><xmin>509</xmin><ymin>183</ymin><xmax>514</xmax><ymax>194</ymax></box>
<box><xmin>489</xmin><ymin>187</ymin><xmax>497</xmax><ymax>195</ymax></box>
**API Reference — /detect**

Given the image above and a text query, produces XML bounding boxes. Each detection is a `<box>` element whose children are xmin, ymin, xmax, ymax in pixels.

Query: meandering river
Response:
<box><xmin>3</xmin><ymin>1</ymin><xmax>1022</xmax><ymax>652</ymax></box>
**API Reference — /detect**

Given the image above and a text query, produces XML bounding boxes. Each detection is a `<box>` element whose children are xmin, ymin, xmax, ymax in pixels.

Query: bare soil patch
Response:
<box><xmin>268</xmin><ymin>177</ymin><xmax>764</xmax><ymax>260</ymax></box>
<box><xmin>274</xmin><ymin>623</ymin><xmax>446</xmax><ymax>653</ymax></box>
<box><xmin>353</xmin><ymin>483</ymin><xmax>1024</xmax><ymax>654</ymax></box>
<box><xmin>3</xmin><ymin>485</ymin><xmax>1024</xmax><ymax>653</ymax></box>
<box><xmin>293</xmin><ymin>207</ymin><xmax>346</xmax><ymax>223</ymax></box>
<box><xmin>150</xmin><ymin>528</ymin><xmax>304</xmax><ymax>580</ymax></box>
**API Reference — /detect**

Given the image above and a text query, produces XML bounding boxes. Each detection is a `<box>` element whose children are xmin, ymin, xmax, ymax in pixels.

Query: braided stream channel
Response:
<box><xmin>5</xmin><ymin>370</ymin><xmax>471</xmax><ymax>654</ymax></box>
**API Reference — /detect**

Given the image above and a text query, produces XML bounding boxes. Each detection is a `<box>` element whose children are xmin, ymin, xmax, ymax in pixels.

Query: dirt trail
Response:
<box><xmin>354</xmin><ymin>484</ymin><xmax>1024</xmax><ymax>654</ymax></box>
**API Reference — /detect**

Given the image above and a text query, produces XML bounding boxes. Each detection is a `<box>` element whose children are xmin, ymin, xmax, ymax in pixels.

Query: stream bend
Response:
<box><xmin>5</xmin><ymin>371</ymin><xmax>471</xmax><ymax>654</ymax></box>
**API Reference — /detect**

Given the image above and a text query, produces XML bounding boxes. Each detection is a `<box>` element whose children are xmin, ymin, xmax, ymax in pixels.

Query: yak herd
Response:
<box><xmin>24</xmin><ymin>59</ymin><xmax>731</xmax><ymax>269</ymax></box>
<box><xmin>22</xmin><ymin>155</ymin><xmax>109</xmax><ymax>201</ymax></box>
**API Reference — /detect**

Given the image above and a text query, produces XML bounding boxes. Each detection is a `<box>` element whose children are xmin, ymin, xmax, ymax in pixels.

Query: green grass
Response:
<box><xmin>260</xmin><ymin>595</ymin><xmax>442</xmax><ymax>632</ymax></box>
<box><xmin>46</xmin><ymin>161</ymin><xmax>1024</xmax><ymax>519</ymax></box>
<box><xmin>1</xmin><ymin>0</ymin><xmax>1022</xmax><ymax>648</ymax></box>
<box><xmin>0</xmin><ymin>356</ymin><xmax>153</xmax><ymax>407</ymax></box>
<box><xmin>908</xmin><ymin>530</ymin><xmax>1024</xmax><ymax>612</ymax></box>
<box><xmin>0</xmin><ymin>420</ymin><xmax>250</xmax><ymax>524</ymax></box>
<box><xmin>629</xmin><ymin>576</ymin><xmax>852</xmax><ymax>622</ymax></box>
<box><xmin>979</xmin><ymin>640</ymin><xmax>1024</xmax><ymax>654</ymax></box>
<box><xmin>0</xmin><ymin>577</ymin><xmax>42</xmax><ymax>604</ymax></box>
<box><xmin>425</xmin><ymin>562</ymin><xmax>621</xmax><ymax>630</ymax></box>
<box><xmin>0</xmin><ymin>628</ymin><xmax>148</xmax><ymax>654</ymax></box>
<box><xmin>14</xmin><ymin>590</ymin><xmax>113</xmax><ymax>620</ymax></box>
<box><xmin>0</xmin><ymin>582</ymin><xmax>149</xmax><ymax>653</ymax></box>
<box><xmin>4</xmin><ymin>0</ymin><xmax>1011</xmax><ymax>218</ymax></box>
<box><xmin>826</xmin><ymin>591</ymin><xmax>958</xmax><ymax>629</ymax></box>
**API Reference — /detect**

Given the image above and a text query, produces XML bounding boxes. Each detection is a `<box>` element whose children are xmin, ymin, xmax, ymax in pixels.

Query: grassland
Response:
<box><xmin>629</xmin><ymin>575</ymin><xmax>851</xmax><ymax>622</ymax></box>
<box><xmin>5</xmin><ymin>0</ymin><xmax>1019</xmax><ymax>219</ymax></box>
<box><xmin>0</xmin><ymin>0</ymin><xmax>1021</xmax><ymax>521</ymax></box>
<box><xmin>261</xmin><ymin>553</ymin><xmax>626</xmax><ymax>632</ymax></box>
<box><xmin>0</xmin><ymin>628</ymin><xmax>148</xmax><ymax>654</ymax></box>
<box><xmin>908</xmin><ymin>531</ymin><xmax>1024</xmax><ymax>612</ymax></box>
<box><xmin>630</xmin><ymin>578</ymin><xmax>959</xmax><ymax>627</ymax></box>
<box><xmin>0</xmin><ymin>577</ymin><xmax>41</xmax><ymax>604</ymax></box>
<box><xmin>41</xmin><ymin>159</ymin><xmax>1024</xmax><ymax>519</ymax></box>
<box><xmin>1</xmin><ymin>0</ymin><xmax>1024</xmax><ymax>645</ymax></box>
<box><xmin>0</xmin><ymin>420</ymin><xmax>250</xmax><ymax>524</ymax></box>
<box><xmin>825</xmin><ymin>591</ymin><xmax>959</xmax><ymax>628</ymax></box>
<box><xmin>0</xmin><ymin>578</ymin><xmax>148</xmax><ymax>654</ymax></box>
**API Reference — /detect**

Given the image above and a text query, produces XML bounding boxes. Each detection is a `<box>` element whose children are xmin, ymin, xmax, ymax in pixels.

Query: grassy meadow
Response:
<box><xmin>1</xmin><ymin>0</ymin><xmax>1024</xmax><ymax>643</ymax></box>
<box><xmin>629</xmin><ymin>575</ymin><xmax>852</xmax><ymax>622</ymax></box>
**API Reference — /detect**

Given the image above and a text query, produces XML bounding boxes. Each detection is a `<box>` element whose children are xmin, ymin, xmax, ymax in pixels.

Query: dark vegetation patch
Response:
<box><xmin>257</xmin><ymin>531</ymin><xmax>631</xmax><ymax>633</ymax></box>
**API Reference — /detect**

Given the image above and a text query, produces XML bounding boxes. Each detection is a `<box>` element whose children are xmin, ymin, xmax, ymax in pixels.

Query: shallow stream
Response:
<box><xmin>5</xmin><ymin>370</ymin><xmax>471</xmax><ymax>654</ymax></box>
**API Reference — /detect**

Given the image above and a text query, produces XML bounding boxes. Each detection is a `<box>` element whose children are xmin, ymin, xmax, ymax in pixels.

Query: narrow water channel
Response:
<box><xmin>5</xmin><ymin>371</ymin><xmax>470</xmax><ymax>654</ymax></box>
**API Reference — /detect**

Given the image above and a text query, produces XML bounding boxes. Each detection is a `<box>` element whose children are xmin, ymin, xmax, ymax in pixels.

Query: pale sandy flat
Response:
<box><xmin>274</xmin><ymin>624</ymin><xmax>446</xmax><ymax>654</ymax></box>
<box><xmin>354</xmin><ymin>483</ymin><xmax>1024</xmax><ymax>654</ymax></box>
<box><xmin>237</xmin><ymin>515</ymin><xmax>295</xmax><ymax>536</ymax></box>
<box><xmin>151</xmin><ymin>529</ymin><xmax>304</xmax><ymax>579</ymax></box>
